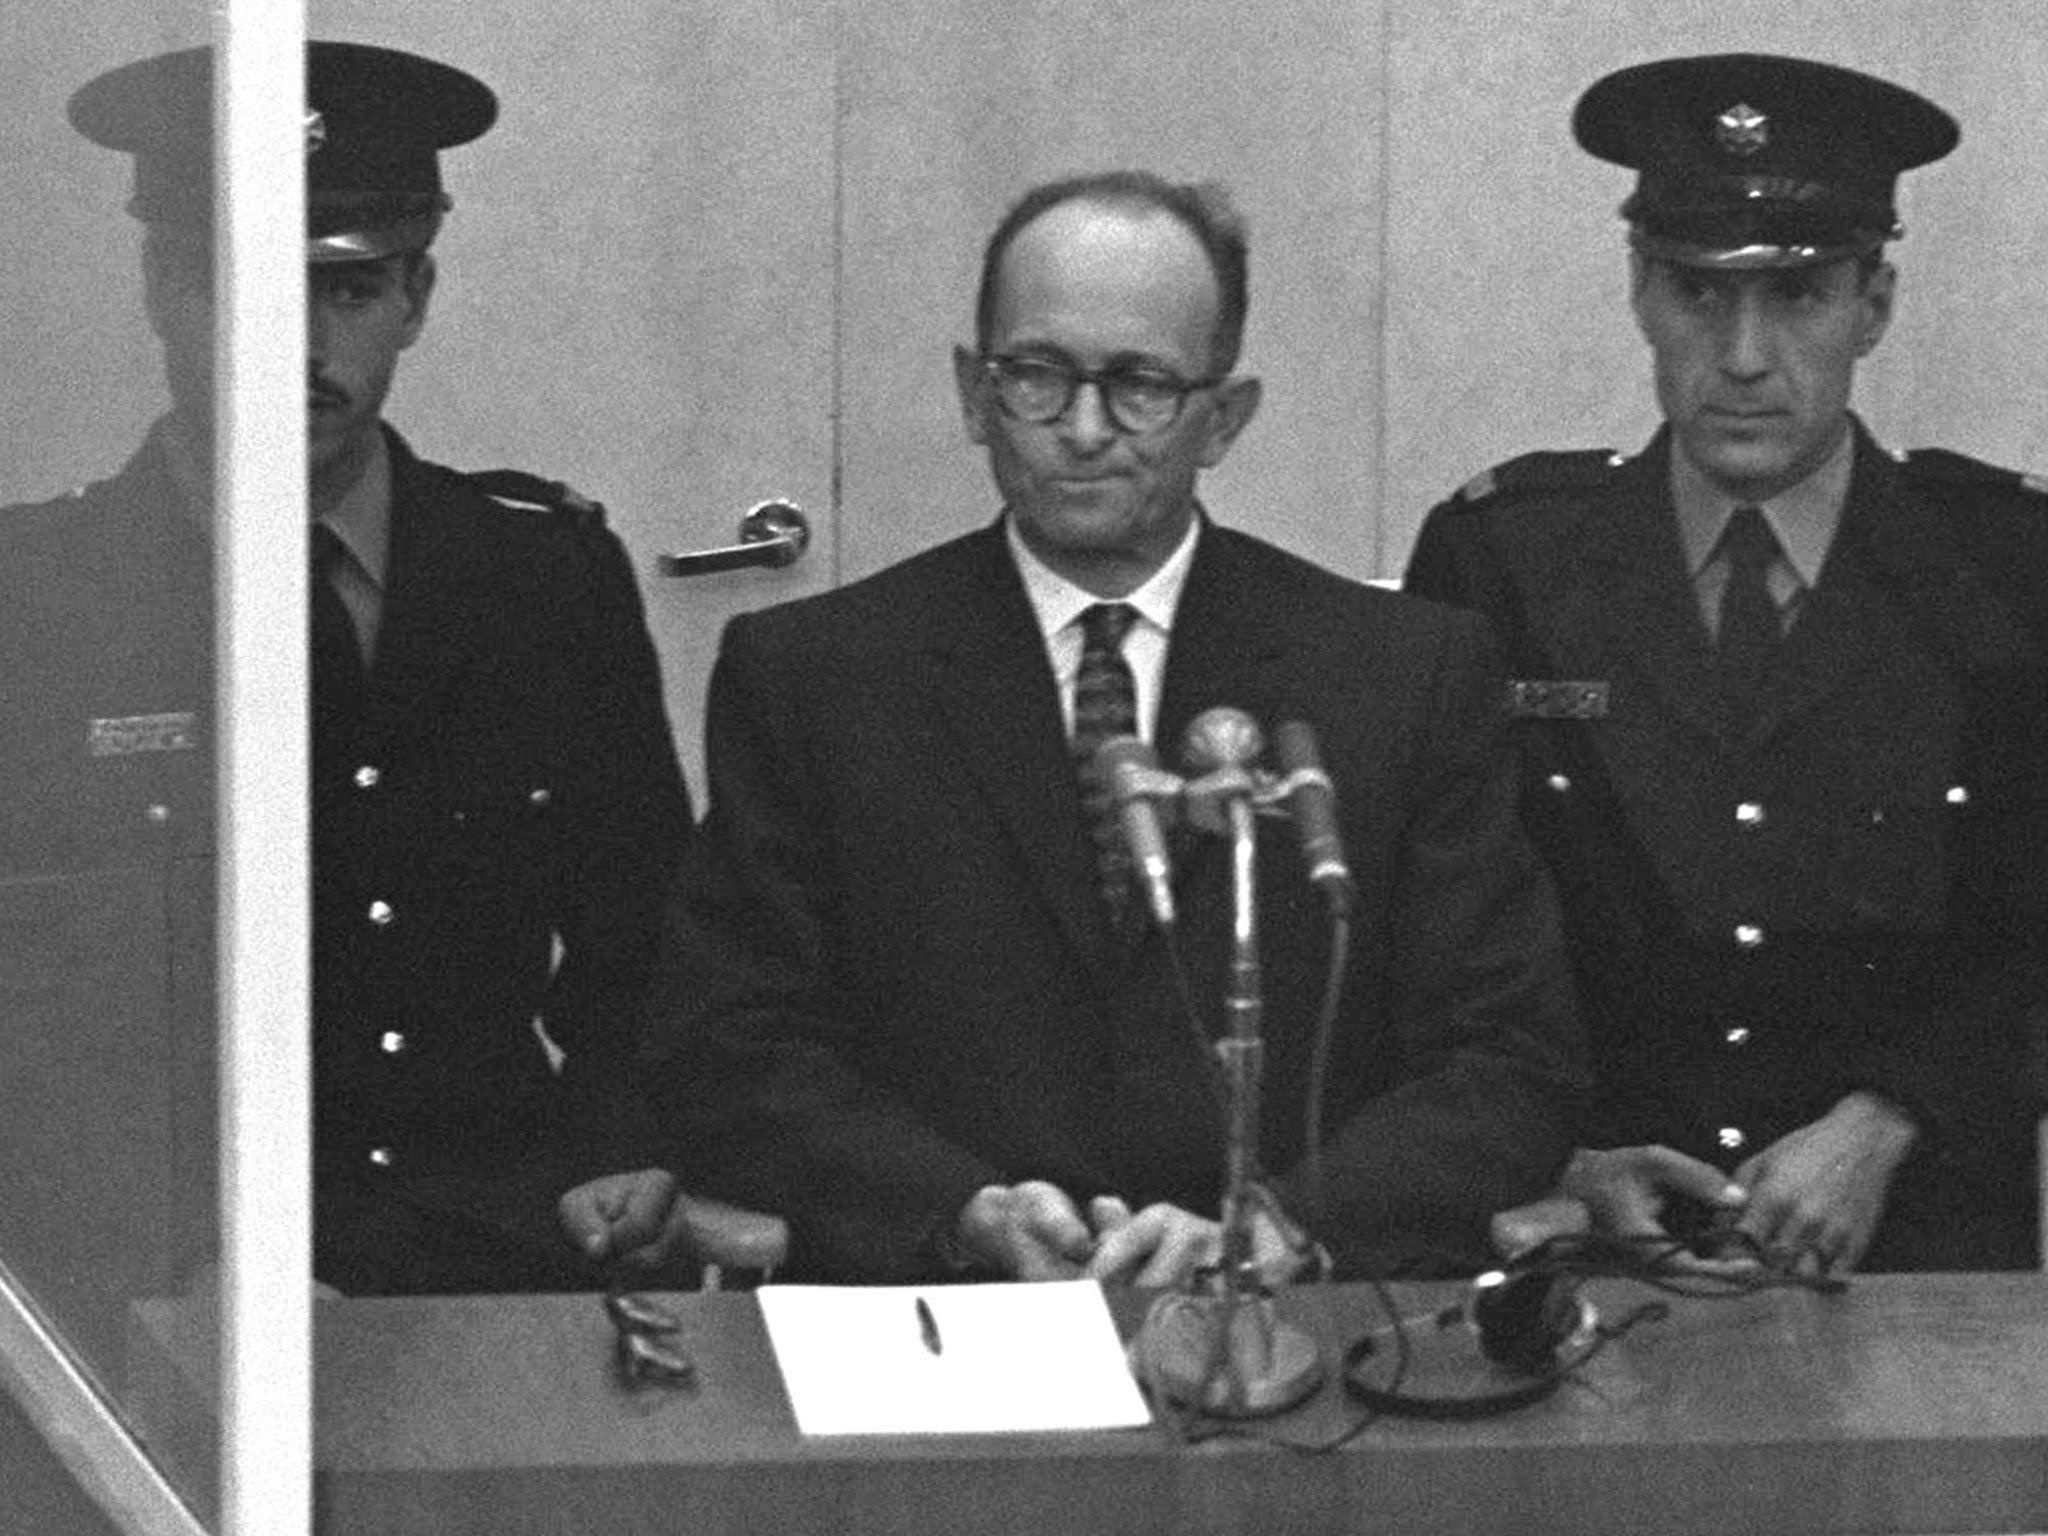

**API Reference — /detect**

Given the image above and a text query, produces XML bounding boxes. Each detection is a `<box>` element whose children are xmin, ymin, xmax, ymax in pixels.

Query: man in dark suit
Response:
<box><xmin>1</xmin><ymin>43</ymin><xmax>691</xmax><ymax>1299</ymax></box>
<box><xmin>1407</xmin><ymin>54</ymin><xmax>2048</xmax><ymax>1272</ymax></box>
<box><xmin>604</xmin><ymin>171</ymin><xmax>1585</xmax><ymax>1286</ymax></box>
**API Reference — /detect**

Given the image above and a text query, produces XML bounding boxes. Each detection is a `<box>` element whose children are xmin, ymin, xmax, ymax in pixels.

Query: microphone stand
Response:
<box><xmin>1133</xmin><ymin>766</ymin><xmax>1324</xmax><ymax>1418</ymax></box>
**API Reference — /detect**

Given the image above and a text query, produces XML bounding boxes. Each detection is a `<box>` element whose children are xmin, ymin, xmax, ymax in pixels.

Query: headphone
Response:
<box><xmin>1339</xmin><ymin>1228</ymin><xmax>1845</xmax><ymax>1421</ymax></box>
<box><xmin>1340</xmin><ymin>1264</ymin><xmax>1609</xmax><ymax>1420</ymax></box>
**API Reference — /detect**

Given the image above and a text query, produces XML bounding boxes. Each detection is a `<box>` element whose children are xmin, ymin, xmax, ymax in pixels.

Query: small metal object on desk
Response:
<box><xmin>605</xmin><ymin>1285</ymin><xmax>698</xmax><ymax>1388</ymax></box>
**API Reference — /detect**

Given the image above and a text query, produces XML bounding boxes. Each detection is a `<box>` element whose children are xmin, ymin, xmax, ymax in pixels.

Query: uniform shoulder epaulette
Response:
<box><xmin>467</xmin><ymin>467</ymin><xmax>608</xmax><ymax>529</ymax></box>
<box><xmin>1453</xmin><ymin>448</ymin><xmax>1627</xmax><ymax>505</ymax></box>
<box><xmin>1895</xmin><ymin>447</ymin><xmax>2048</xmax><ymax>500</ymax></box>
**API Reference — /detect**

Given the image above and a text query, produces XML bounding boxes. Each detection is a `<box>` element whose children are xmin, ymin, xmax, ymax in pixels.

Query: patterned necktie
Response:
<box><xmin>311</xmin><ymin>523</ymin><xmax>368</xmax><ymax>756</ymax></box>
<box><xmin>1071</xmin><ymin>602</ymin><xmax>1140</xmax><ymax>926</ymax></box>
<box><xmin>1715</xmin><ymin>505</ymin><xmax>1783</xmax><ymax>712</ymax></box>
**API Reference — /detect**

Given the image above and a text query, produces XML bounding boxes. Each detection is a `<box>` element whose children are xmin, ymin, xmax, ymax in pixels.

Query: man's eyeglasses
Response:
<box><xmin>981</xmin><ymin>353</ymin><xmax>1225</xmax><ymax>436</ymax></box>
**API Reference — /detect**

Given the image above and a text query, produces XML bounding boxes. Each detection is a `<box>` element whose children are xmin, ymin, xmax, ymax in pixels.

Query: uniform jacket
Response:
<box><xmin>1405</xmin><ymin>421</ymin><xmax>2048</xmax><ymax>1269</ymax></box>
<box><xmin>2</xmin><ymin>424</ymin><xmax>691</xmax><ymax>1300</ymax></box>
<box><xmin>648</xmin><ymin>517</ymin><xmax>1587</xmax><ymax>1283</ymax></box>
<box><xmin>312</xmin><ymin>428</ymin><xmax>690</xmax><ymax>1290</ymax></box>
<box><xmin>1</xmin><ymin>429</ymin><xmax>217</xmax><ymax>1369</ymax></box>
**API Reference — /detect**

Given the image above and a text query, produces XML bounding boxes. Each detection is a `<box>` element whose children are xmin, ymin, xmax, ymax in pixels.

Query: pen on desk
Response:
<box><xmin>915</xmin><ymin>1294</ymin><xmax>944</xmax><ymax>1356</ymax></box>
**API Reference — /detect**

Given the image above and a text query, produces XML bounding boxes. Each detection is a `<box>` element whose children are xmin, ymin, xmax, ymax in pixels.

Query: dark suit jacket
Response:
<box><xmin>1</xmin><ymin>423</ymin><xmax>691</xmax><ymax>1302</ymax></box>
<box><xmin>1406</xmin><ymin>422</ymin><xmax>2048</xmax><ymax>1269</ymax></box>
<box><xmin>649</xmin><ymin>517</ymin><xmax>1586</xmax><ymax>1283</ymax></box>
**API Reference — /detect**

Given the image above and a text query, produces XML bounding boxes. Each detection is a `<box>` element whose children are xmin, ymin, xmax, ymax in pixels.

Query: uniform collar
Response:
<box><xmin>1671</xmin><ymin>421</ymin><xmax>1853</xmax><ymax>587</ymax></box>
<box><xmin>313</xmin><ymin>426</ymin><xmax>394</xmax><ymax>591</ymax></box>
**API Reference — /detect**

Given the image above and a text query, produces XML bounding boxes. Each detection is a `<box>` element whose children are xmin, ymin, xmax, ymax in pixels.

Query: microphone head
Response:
<box><xmin>1091</xmin><ymin>735</ymin><xmax>1179</xmax><ymax>927</ymax></box>
<box><xmin>1274</xmin><ymin>718</ymin><xmax>1321</xmax><ymax>774</ymax></box>
<box><xmin>1182</xmin><ymin>706</ymin><xmax>1264</xmax><ymax>773</ymax></box>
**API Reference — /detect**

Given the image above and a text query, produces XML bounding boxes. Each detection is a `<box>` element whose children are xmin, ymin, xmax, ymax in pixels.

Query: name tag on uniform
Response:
<box><xmin>88</xmin><ymin>712</ymin><xmax>199</xmax><ymax>757</ymax></box>
<box><xmin>1504</xmin><ymin>680</ymin><xmax>1609</xmax><ymax>719</ymax></box>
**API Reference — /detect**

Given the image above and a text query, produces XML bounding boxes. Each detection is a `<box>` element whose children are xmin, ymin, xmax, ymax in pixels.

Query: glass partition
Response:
<box><xmin>1</xmin><ymin>5</ymin><xmax>309</xmax><ymax>1531</ymax></box>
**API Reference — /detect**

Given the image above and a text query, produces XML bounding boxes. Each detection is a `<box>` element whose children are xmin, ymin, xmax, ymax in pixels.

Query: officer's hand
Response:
<box><xmin>1560</xmin><ymin>1144</ymin><xmax>1747</xmax><ymax>1235</ymax></box>
<box><xmin>1488</xmin><ymin>1195</ymin><xmax>1592</xmax><ymax>1260</ymax></box>
<box><xmin>559</xmin><ymin>1168</ymin><xmax>684</xmax><ymax>1272</ymax></box>
<box><xmin>1542</xmin><ymin>1144</ymin><xmax>1760</xmax><ymax>1273</ymax></box>
<box><xmin>954</xmin><ymin>1181</ymin><xmax>1098</xmax><ymax>1280</ymax></box>
<box><xmin>1733</xmin><ymin>1093</ymin><xmax>1916</xmax><ymax>1273</ymax></box>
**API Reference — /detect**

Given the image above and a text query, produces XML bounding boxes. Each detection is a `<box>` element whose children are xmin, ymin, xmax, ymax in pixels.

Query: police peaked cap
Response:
<box><xmin>68</xmin><ymin>41</ymin><xmax>497</xmax><ymax>262</ymax></box>
<box><xmin>1573</xmin><ymin>52</ymin><xmax>1958</xmax><ymax>268</ymax></box>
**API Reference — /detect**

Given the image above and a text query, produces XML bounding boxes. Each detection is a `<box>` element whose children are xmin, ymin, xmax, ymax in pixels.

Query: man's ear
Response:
<box><xmin>1626</xmin><ymin>251</ymin><xmax>1655</xmax><ymax>340</ymax></box>
<box><xmin>140</xmin><ymin>232</ymin><xmax>209</xmax><ymax>342</ymax></box>
<box><xmin>1856</xmin><ymin>261</ymin><xmax>1896</xmax><ymax>358</ymax></box>
<box><xmin>952</xmin><ymin>343</ymin><xmax>993</xmax><ymax>446</ymax></box>
<box><xmin>399</xmin><ymin>254</ymin><xmax>437</xmax><ymax>350</ymax></box>
<box><xmin>1196</xmin><ymin>374</ymin><xmax>1262</xmax><ymax>469</ymax></box>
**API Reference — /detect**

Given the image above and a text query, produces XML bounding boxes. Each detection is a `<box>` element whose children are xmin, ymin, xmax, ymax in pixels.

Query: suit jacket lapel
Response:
<box><xmin>923</xmin><ymin>525</ymin><xmax>1122</xmax><ymax>976</ymax></box>
<box><xmin>1742</xmin><ymin>424</ymin><xmax>2025</xmax><ymax>744</ymax></box>
<box><xmin>1156</xmin><ymin>524</ymin><xmax>1293</xmax><ymax>757</ymax></box>
<box><xmin>1534</xmin><ymin>437</ymin><xmax>1728</xmax><ymax>746</ymax></box>
<box><xmin>363</xmin><ymin>435</ymin><xmax>496</xmax><ymax>748</ymax></box>
<box><xmin>1739</xmin><ymin>456</ymin><xmax>1895</xmax><ymax>745</ymax></box>
<box><xmin>1155</xmin><ymin>525</ymin><xmax>1295</xmax><ymax>903</ymax></box>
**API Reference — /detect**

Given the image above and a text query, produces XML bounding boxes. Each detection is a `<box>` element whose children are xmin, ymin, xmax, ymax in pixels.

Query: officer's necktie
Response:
<box><xmin>1714</xmin><ymin>504</ymin><xmax>1783</xmax><ymax>713</ymax></box>
<box><xmin>311</xmin><ymin>523</ymin><xmax>368</xmax><ymax>757</ymax></box>
<box><xmin>1071</xmin><ymin>602</ymin><xmax>1140</xmax><ymax>927</ymax></box>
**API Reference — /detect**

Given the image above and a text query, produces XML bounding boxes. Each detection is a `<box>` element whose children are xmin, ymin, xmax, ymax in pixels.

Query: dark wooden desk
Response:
<box><xmin>134</xmin><ymin>1273</ymin><xmax>2048</xmax><ymax>1535</ymax></box>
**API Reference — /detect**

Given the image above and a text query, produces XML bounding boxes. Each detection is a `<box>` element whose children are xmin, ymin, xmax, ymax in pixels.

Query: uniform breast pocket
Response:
<box><xmin>422</xmin><ymin>776</ymin><xmax>563</xmax><ymax>895</ymax></box>
<box><xmin>1819</xmin><ymin>791</ymin><xmax>1959</xmax><ymax>929</ymax></box>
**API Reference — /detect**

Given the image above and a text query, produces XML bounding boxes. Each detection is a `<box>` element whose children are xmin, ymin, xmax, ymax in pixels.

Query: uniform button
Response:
<box><xmin>367</xmin><ymin>900</ymin><xmax>395</xmax><ymax>927</ymax></box>
<box><xmin>353</xmin><ymin>765</ymin><xmax>381</xmax><ymax>790</ymax></box>
<box><xmin>1545</xmin><ymin>773</ymin><xmax>1572</xmax><ymax>794</ymax></box>
<box><xmin>367</xmin><ymin>1146</ymin><xmax>394</xmax><ymax>1168</ymax></box>
<box><xmin>1735</xmin><ymin>800</ymin><xmax>1765</xmax><ymax>828</ymax></box>
<box><xmin>528</xmin><ymin>786</ymin><xmax>553</xmax><ymax>807</ymax></box>
<box><xmin>145</xmin><ymin>803</ymin><xmax>172</xmax><ymax>825</ymax></box>
<box><xmin>1945</xmin><ymin>785</ymin><xmax>1970</xmax><ymax>807</ymax></box>
<box><xmin>379</xmin><ymin>1030</ymin><xmax>407</xmax><ymax>1055</ymax></box>
<box><xmin>1724</xmin><ymin>1026</ymin><xmax>1751</xmax><ymax>1047</ymax></box>
<box><xmin>1717</xmin><ymin>1126</ymin><xmax>1747</xmax><ymax>1152</ymax></box>
<box><xmin>1733</xmin><ymin>923</ymin><xmax>1765</xmax><ymax>949</ymax></box>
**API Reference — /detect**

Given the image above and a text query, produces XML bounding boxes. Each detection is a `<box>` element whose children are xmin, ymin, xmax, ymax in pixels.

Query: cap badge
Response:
<box><xmin>304</xmin><ymin>110</ymin><xmax>326</xmax><ymax>155</ymax></box>
<box><xmin>1715</xmin><ymin>103</ymin><xmax>1768</xmax><ymax>157</ymax></box>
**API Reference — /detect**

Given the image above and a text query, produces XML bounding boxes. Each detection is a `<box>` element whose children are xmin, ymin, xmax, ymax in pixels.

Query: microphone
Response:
<box><xmin>1274</xmin><ymin>721</ymin><xmax>1355</xmax><ymax>915</ymax></box>
<box><xmin>1133</xmin><ymin>705</ymin><xmax>1328</xmax><ymax>1418</ymax></box>
<box><xmin>1180</xmin><ymin>706</ymin><xmax>1265</xmax><ymax>836</ymax></box>
<box><xmin>1093</xmin><ymin>736</ymin><xmax>1179</xmax><ymax>928</ymax></box>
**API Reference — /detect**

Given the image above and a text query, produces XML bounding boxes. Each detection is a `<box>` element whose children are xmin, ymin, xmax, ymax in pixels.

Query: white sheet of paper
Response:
<box><xmin>758</xmin><ymin>1280</ymin><xmax>1153</xmax><ymax>1436</ymax></box>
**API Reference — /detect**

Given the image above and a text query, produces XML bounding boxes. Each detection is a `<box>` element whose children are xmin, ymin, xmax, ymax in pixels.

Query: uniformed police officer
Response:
<box><xmin>1407</xmin><ymin>53</ymin><xmax>2048</xmax><ymax>1272</ymax></box>
<box><xmin>2</xmin><ymin>42</ymin><xmax>693</xmax><ymax>1297</ymax></box>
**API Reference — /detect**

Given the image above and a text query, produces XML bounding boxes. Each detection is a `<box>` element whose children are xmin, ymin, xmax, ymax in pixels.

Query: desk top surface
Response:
<box><xmin>265</xmin><ymin>1271</ymin><xmax>2048</xmax><ymax>1535</ymax></box>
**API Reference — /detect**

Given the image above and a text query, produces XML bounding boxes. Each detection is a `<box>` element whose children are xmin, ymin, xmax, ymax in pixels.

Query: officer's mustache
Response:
<box><xmin>308</xmin><ymin>373</ymin><xmax>349</xmax><ymax>409</ymax></box>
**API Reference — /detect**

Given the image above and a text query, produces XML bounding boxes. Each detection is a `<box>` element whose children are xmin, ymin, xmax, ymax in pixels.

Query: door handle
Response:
<box><xmin>658</xmin><ymin>500</ymin><xmax>811</xmax><ymax>577</ymax></box>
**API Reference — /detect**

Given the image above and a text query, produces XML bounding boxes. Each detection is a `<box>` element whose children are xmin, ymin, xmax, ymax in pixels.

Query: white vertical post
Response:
<box><xmin>216</xmin><ymin>6</ymin><xmax>311</xmax><ymax>1534</ymax></box>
